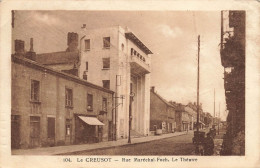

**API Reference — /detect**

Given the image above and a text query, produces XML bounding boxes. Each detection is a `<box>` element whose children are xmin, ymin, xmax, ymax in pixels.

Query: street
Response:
<box><xmin>64</xmin><ymin>132</ymin><xmax>195</xmax><ymax>155</ymax></box>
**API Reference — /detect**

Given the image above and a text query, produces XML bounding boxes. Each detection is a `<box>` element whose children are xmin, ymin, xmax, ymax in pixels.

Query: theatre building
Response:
<box><xmin>11</xmin><ymin>43</ymin><xmax>114</xmax><ymax>149</ymax></box>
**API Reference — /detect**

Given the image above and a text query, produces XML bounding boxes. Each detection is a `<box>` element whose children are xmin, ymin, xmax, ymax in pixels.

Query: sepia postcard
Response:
<box><xmin>0</xmin><ymin>0</ymin><xmax>260</xmax><ymax>168</ymax></box>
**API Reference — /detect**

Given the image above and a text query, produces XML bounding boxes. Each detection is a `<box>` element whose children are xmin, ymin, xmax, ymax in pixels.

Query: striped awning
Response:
<box><xmin>78</xmin><ymin>116</ymin><xmax>104</xmax><ymax>126</ymax></box>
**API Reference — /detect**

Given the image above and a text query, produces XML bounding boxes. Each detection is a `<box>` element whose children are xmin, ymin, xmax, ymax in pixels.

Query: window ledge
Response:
<box><xmin>85</xmin><ymin>49</ymin><xmax>90</xmax><ymax>51</ymax></box>
<box><xmin>30</xmin><ymin>100</ymin><xmax>41</xmax><ymax>104</ymax></box>
<box><xmin>102</xmin><ymin>68</ymin><xmax>110</xmax><ymax>70</ymax></box>
<box><xmin>103</xmin><ymin>47</ymin><xmax>110</xmax><ymax>49</ymax></box>
<box><xmin>87</xmin><ymin>109</ymin><xmax>93</xmax><ymax>112</ymax></box>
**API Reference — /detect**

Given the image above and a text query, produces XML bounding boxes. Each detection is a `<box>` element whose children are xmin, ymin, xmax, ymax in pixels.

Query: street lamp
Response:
<box><xmin>128</xmin><ymin>92</ymin><xmax>135</xmax><ymax>144</ymax></box>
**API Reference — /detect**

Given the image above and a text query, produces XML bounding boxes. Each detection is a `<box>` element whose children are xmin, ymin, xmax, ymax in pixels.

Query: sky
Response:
<box><xmin>12</xmin><ymin>10</ymin><xmax>227</xmax><ymax>120</ymax></box>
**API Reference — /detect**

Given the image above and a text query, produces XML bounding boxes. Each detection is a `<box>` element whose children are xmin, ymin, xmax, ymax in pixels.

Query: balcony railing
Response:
<box><xmin>130</xmin><ymin>48</ymin><xmax>151</xmax><ymax>75</ymax></box>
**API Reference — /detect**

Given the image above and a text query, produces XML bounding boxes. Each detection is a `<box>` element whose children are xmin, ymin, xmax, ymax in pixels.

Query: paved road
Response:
<box><xmin>66</xmin><ymin>132</ymin><xmax>195</xmax><ymax>155</ymax></box>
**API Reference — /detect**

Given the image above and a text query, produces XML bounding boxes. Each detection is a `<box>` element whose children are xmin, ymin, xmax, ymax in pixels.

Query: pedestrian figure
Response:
<box><xmin>203</xmin><ymin>132</ymin><xmax>214</xmax><ymax>155</ymax></box>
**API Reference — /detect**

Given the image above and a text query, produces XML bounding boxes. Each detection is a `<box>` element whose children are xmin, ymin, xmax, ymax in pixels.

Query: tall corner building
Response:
<box><xmin>78</xmin><ymin>26</ymin><xmax>153</xmax><ymax>139</ymax></box>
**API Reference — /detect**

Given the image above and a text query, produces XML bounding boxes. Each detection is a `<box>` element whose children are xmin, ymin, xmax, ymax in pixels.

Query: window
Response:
<box><xmin>47</xmin><ymin>118</ymin><xmax>55</xmax><ymax>138</ymax></box>
<box><xmin>103</xmin><ymin>37</ymin><xmax>110</xmax><ymax>48</ymax></box>
<box><xmin>65</xmin><ymin>88</ymin><xmax>73</xmax><ymax>107</ymax></box>
<box><xmin>31</xmin><ymin>80</ymin><xmax>40</xmax><ymax>101</ymax></box>
<box><xmin>102</xmin><ymin>58</ymin><xmax>110</xmax><ymax>69</ymax></box>
<box><xmin>102</xmin><ymin>98</ymin><xmax>107</xmax><ymax>112</ymax></box>
<box><xmin>131</xmin><ymin>48</ymin><xmax>134</xmax><ymax>55</ymax></box>
<box><xmin>85</xmin><ymin>39</ymin><xmax>90</xmax><ymax>50</ymax></box>
<box><xmin>102</xmin><ymin>80</ymin><xmax>110</xmax><ymax>89</ymax></box>
<box><xmin>85</xmin><ymin>62</ymin><xmax>88</xmax><ymax>71</ymax></box>
<box><xmin>87</xmin><ymin>94</ymin><xmax>93</xmax><ymax>111</ymax></box>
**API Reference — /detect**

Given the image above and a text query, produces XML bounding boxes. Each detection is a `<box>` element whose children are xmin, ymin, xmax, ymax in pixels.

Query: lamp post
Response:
<box><xmin>128</xmin><ymin>92</ymin><xmax>135</xmax><ymax>144</ymax></box>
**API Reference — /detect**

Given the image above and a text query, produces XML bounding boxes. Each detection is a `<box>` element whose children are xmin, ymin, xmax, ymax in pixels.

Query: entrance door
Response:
<box><xmin>30</xmin><ymin>116</ymin><xmax>40</xmax><ymax>148</ymax></box>
<box><xmin>98</xmin><ymin>126</ymin><xmax>103</xmax><ymax>142</ymax></box>
<box><xmin>65</xmin><ymin>119</ymin><xmax>72</xmax><ymax>145</ymax></box>
<box><xmin>108</xmin><ymin>121</ymin><xmax>113</xmax><ymax>141</ymax></box>
<box><xmin>11</xmin><ymin>115</ymin><xmax>20</xmax><ymax>149</ymax></box>
<box><xmin>47</xmin><ymin>117</ymin><xmax>55</xmax><ymax>145</ymax></box>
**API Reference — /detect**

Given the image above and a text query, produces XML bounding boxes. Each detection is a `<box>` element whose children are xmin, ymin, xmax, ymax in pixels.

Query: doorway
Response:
<box><xmin>30</xmin><ymin>116</ymin><xmax>40</xmax><ymax>148</ymax></box>
<box><xmin>11</xmin><ymin>115</ymin><xmax>20</xmax><ymax>149</ymax></box>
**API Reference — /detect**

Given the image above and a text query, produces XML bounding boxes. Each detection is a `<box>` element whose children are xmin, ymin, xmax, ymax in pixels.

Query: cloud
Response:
<box><xmin>31</xmin><ymin>12</ymin><xmax>62</xmax><ymax>26</ymax></box>
<box><xmin>157</xmin><ymin>24</ymin><xmax>183</xmax><ymax>38</ymax></box>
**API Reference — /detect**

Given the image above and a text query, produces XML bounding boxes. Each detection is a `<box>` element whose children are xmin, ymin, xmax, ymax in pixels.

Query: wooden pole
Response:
<box><xmin>197</xmin><ymin>35</ymin><xmax>200</xmax><ymax>132</ymax></box>
<box><xmin>214</xmin><ymin>89</ymin><xmax>215</xmax><ymax>125</ymax></box>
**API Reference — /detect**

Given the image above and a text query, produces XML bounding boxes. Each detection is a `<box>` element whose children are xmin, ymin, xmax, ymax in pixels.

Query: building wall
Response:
<box><xmin>150</xmin><ymin>91</ymin><xmax>175</xmax><ymax>133</ymax></box>
<box><xmin>175</xmin><ymin>111</ymin><xmax>182</xmax><ymax>132</ymax></box>
<box><xmin>79</xmin><ymin>26</ymin><xmax>151</xmax><ymax>138</ymax></box>
<box><xmin>11</xmin><ymin>59</ymin><xmax>113</xmax><ymax>149</ymax></box>
<box><xmin>150</xmin><ymin>91</ymin><xmax>167</xmax><ymax>130</ymax></box>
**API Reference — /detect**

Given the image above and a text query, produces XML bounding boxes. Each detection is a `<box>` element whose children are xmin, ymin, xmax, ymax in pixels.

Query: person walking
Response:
<box><xmin>203</xmin><ymin>132</ymin><xmax>214</xmax><ymax>155</ymax></box>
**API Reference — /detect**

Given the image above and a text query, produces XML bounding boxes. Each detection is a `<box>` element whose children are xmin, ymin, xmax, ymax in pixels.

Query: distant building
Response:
<box><xmin>175</xmin><ymin>104</ymin><xmax>190</xmax><ymax>132</ymax></box>
<box><xmin>36</xmin><ymin>26</ymin><xmax>153</xmax><ymax>139</ymax></box>
<box><xmin>150</xmin><ymin>87</ymin><xmax>176</xmax><ymax>134</ymax></box>
<box><xmin>184</xmin><ymin>106</ymin><xmax>197</xmax><ymax>130</ymax></box>
<box><xmin>11</xmin><ymin>41</ymin><xmax>114</xmax><ymax>149</ymax></box>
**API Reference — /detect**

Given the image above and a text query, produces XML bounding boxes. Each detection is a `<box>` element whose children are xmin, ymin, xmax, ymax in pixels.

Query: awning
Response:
<box><xmin>78</xmin><ymin>116</ymin><xmax>104</xmax><ymax>126</ymax></box>
<box><xmin>194</xmin><ymin>121</ymin><xmax>205</xmax><ymax>126</ymax></box>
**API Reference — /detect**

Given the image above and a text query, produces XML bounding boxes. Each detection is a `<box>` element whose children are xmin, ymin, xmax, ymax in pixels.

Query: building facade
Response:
<box><xmin>150</xmin><ymin>87</ymin><xmax>176</xmax><ymax>134</ymax></box>
<box><xmin>184</xmin><ymin>106</ymin><xmax>197</xmax><ymax>130</ymax></box>
<box><xmin>79</xmin><ymin>26</ymin><xmax>152</xmax><ymax>138</ymax></box>
<box><xmin>11</xmin><ymin>47</ymin><xmax>114</xmax><ymax>149</ymax></box>
<box><xmin>220</xmin><ymin>11</ymin><xmax>245</xmax><ymax>155</ymax></box>
<box><xmin>175</xmin><ymin>104</ymin><xmax>190</xmax><ymax>132</ymax></box>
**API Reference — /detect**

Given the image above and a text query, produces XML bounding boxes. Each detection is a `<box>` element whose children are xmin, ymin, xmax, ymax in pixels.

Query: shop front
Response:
<box><xmin>75</xmin><ymin>115</ymin><xmax>104</xmax><ymax>144</ymax></box>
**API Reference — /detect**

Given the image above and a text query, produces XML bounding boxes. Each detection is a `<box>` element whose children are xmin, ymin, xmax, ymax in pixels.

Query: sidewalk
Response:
<box><xmin>12</xmin><ymin>132</ymin><xmax>187</xmax><ymax>155</ymax></box>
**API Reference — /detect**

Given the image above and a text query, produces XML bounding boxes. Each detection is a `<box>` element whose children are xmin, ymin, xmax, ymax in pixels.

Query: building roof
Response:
<box><xmin>125</xmin><ymin>32</ymin><xmax>153</xmax><ymax>55</ymax></box>
<box><xmin>12</xmin><ymin>55</ymin><xmax>114</xmax><ymax>94</ymax></box>
<box><xmin>151</xmin><ymin>90</ymin><xmax>175</xmax><ymax>108</ymax></box>
<box><xmin>36</xmin><ymin>51</ymin><xmax>79</xmax><ymax>65</ymax></box>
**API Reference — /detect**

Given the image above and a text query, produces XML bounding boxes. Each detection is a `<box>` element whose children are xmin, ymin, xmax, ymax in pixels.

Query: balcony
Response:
<box><xmin>130</xmin><ymin>56</ymin><xmax>151</xmax><ymax>75</ymax></box>
<box><xmin>125</xmin><ymin>32</ymin><xmax>153</xmax><ymax>75</ymax></box>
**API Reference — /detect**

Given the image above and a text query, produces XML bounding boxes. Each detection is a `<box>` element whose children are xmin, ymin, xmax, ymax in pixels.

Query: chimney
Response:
<box><xmin>151</xmin><ymin>86</ymin><xmax>155</xmax><ymax>92</ymax></box>
<box><xmin>29</xmin><ymin>38</ymin><xmax>34</xmax><ymax>52</ymax></box>
<box><xmin>81</xmin><ymin>24</ymin><xmax>86</xmax><ymax>29</ymax></box>
<box><xmin>66</xmin><ymin>32</ymin><xmax>78</xmax><ymax>52</ymax></box>
<box><xmin>15</xmin><ymin>40</ymin><xmax>25</xmax><ymax>55</ymax></box>
<box><xmin>25</xmin><ymin>37</ymin><xmax>36</xmax><ymax>61</ymax></box>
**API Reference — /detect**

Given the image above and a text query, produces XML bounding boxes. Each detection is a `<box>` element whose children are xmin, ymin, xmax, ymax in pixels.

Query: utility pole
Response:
<box><xmin>218</xmin><ymin>103</ymin><xmax>220</xmax><ymax>135</ymax></box>
<box><xmin>214</xmin><ymin>89</ymin><xmax>215</xmax><ymax>126</ymax></box>
<box><xmin>194</xmin><ymin>35</ymin><xmax>200</xmax><ymax>155</ymax></box>
<box><xmin>196</xmin><ymin>35</ymin><xmax>200</xmax><ymax>133</ymax></box>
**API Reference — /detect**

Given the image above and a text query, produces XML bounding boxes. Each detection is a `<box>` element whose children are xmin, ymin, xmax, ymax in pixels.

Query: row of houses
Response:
<box><xmin>150</xmin><ymin>87</ymin><xmax>218</xmax><ymax>134</ymax></box>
